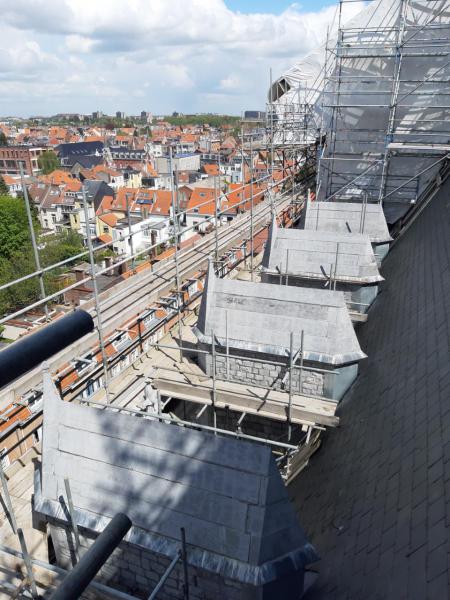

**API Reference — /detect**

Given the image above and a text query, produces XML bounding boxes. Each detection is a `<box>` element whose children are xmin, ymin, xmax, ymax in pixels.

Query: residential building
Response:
<box><xmin>72</xmin><ymin>180</ymin><xmax>115</xmax><ymax>239</ymax></box>
<box><xmin>156</xmin><ymin>152</ymin><xmax>200</xmax><ymax>174</ymax></box>
<box><xmin>70</xmin><ymin>155</ymin><xmax>103</xmax><ymax>176</ymax></box>
<box><xmin>123</xmin><ymin>167</ymin><xmax>142</xmax><ymax>188</ymax></box>
<box><xmin>141</xmin><ymin>164</ymin><xmax>170</xmax><ymax>189</ymax></box>
<box><xmin>145</xmin><ymin>140</ymin><xmax>164</xmax><ymax>157</ymax></box>
<box><xmin>56</xmin><ymin>141</ymin><xmax>104</xmax><ymax>167</ymax></box>
<box><xmin>111</xmin><ymin>215</ymin><xmax>171</xmax><ymax>258</ymax></box>
<box><xmin>0</xmin><ymin>146</ymin><xmax>43</xmax><ymax>176</ymax></box>
<box><xmin>1</xmin><ymin>175</ymin><xmax>22</xmax><ymax>197</ymax></box>
<box><xmin>183</xmin><ymin>187</ymin><xmax>223</xmax><ymax>233</ymax></box>
<box><xmin>91</xmin><ymin>165</ymin><xmax>125</xmax><ymax>190</ymax></box>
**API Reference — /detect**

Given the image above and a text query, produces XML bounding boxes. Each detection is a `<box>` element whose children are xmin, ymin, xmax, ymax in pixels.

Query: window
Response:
<box><xmin>188</xmin><ymin>281</ymin><xmax>198</xmax><ymax>296</ymax></box>
<box><xmin>142</xmin><ymin>310</ymin><xmax>157</xmax><ymax>330</ymax></box>
<box><xmin>113</xmin><ymin>333</ymin><xmax>130</xmax><ymax>352</ymax></box>
<box><xmin>83</xmin><ymin>378</ymin><xmax>101</xmax><ymax>398</ymax></box>
<box><xmin>74</xmin><ymin>354</ymin><xmax>94</xmax><ymax>375</ymax></box>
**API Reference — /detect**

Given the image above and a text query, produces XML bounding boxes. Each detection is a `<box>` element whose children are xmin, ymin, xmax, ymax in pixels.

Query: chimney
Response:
<box><xmin>75</xmin><ymin>267</ymin><xmax>85</xmax><ymax>282</ymax></box>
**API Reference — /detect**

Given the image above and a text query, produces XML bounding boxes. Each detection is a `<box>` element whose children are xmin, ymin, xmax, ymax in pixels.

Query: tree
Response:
<box><xmin>0</xmin><ymin>226</ymin><xmax>85</xmax><ymax>317</ymax></box>
<box><xmin>0</xmin><ymin>176</ymin><xmax>9</xmax><ymax>196</ymax></box>
<box><xmin>0</xmin><ymin>131</ymin><xmax>7</xmax><ymax>146</ymax></box>
<box><xmin>38</xmin><ymin>150</ymin><xmax>60</xmax><ymax>175</ymax></box>
<box><xmin>40</xmin><ymin>230</ymin><xmax>84</xmax><ymax>268</ymax></box>
<box><xmin>0</xmin><ymin>195</ymin><xmax>35</xmax><ymax>260</ymax></box>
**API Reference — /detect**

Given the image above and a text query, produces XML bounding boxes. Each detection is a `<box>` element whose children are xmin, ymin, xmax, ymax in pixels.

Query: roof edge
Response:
<box><xmin>34</xmin><ymin>467</ymin><xmax>318</xmax><ymax>586</ymax></box>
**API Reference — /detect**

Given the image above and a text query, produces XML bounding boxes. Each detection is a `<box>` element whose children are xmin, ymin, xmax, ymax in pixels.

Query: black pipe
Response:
<box><xmin>50</xmin><ymin>512</ymin><xmax>132</xmax><ymax>600</ymax></box>
<box><xmin>0</xmin><ymin>309</ymin><xmax>94</xmax><ymax>389</ymax></box>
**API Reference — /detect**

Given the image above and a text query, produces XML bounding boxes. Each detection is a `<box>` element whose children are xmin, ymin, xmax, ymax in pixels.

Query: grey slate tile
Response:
<box><xmin>290</xmin><ymin>180</ymin><xmax>450</xmax><ymax>599</ymax></box>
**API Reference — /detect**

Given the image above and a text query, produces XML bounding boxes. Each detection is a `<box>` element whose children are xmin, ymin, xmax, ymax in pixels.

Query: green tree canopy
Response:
<box><xmin>0</xmin><ymin>131</ymin><xmax>7</xmax><ymax>146</ymax></box>
<box><xmin>0</xmin><ymin>176</ymin><xmax>9</xmax><ymax>196</ymax></box>
<box><xmin>40</xmin><ymin>230</ymin><xmax>84</xmax><ymax>267</ymax></box>
<box><xmin>162</xmin><ymin>114</ymin><xmax>240</xmax><ymax>128</ymax></box>
<box><xmin>0</xmin><ymin>195</ymin><xmax>35</xmax><ymax>260</ymax></box>
<box><xmin>0</xmin><ymin>225</ymin><xmax>85</xmax><ymax>317</ymax></box>
<box><xmin>38</xmin><ymin>150</ymin><xmax>60</xmax><ymax>175</ymax></box>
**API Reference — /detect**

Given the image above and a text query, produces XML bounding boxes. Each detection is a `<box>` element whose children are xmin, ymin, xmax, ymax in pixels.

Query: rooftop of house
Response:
<box><xmin>39</xmin><ymin>170</ymin><xmax>74</xmax><ymax>186</ymax></box>
<box><xmin>56</xmin><ymin>141</ymin><xmax>104</xmax><ymax>158</ymax></box>
<box><xmin>261</xmin><ymin>217</ymin><xmax>383</xmax><ymax>284</ymax></box>
<box><xmin>187</xmin><ymin>187</ymin><xmax>218</xmax><ymax>214</ymax></box>
<box><xmin>92</xmin><ymin>165</ymin><xmax>122</xmax><ymax>178</ymax></box>
<box><xmin>96</xmin><ymin>194</ymin><xmax>114</xmax><ymax>215</ymax></box>
<box><xmin>71</xmin><ymin>155</ymin><xmax>103</xmax><ymax>170</ymax></box>
<box><xmin>98</xmin><ymin>212</ymin><xmax>118</xmax><ymax>227</ymax></box>
<box><xmin>35</xmin><ymin>373</ymin><xmax>317</xmax><ymax>585</ymax></box>
<box><xmin>203</xmin><ymin>163</ymin><xmax>220</xmax><ymax>176</ymax></box>
<box><xmin>303</xmin><ymin>201</ymin><xmax>392</xmax><ymax>245</ymax></box>
<box><xmin>224</xmin><ymin>182</ymin><xmax>265</xmax><ymax>214</ymax></box>
<box><xmin>290</xmin><ymin>175</ymin><xmax>450</xmax><ymax>600</ymax></box>
<box><xmin>1</xmin><ymin>175</ymin><xmax>21</xmax><ymax>186</ymax></box>
<box><xmin>195</xmin><ymin>264</ymin><xmax>366</xmax><ymax>366</ymax></box>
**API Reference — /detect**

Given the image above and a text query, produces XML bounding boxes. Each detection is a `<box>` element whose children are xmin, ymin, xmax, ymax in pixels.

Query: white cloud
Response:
<box><xmin>0</xmin><ymin>0</ymin><xmax>366</xmax><ymax>116</ymax></box>
<box><xmin>65</xmin><ymin>35</ymin><xmax>95</xmax><ymax>54</ymax></box>
<box><xmin>219</xmin><ymin>74</ymin><xmax>242</xmax><ymax>91</ymax></box>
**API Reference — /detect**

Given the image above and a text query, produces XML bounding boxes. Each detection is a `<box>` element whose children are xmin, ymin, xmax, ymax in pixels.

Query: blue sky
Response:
<box><xmin>0</xmin><ymin>0</ymin><xmax>364</xmax><ymax>117</ymax></box>
<box><xmin>225</xmin><ymin>0</ymin><xmax>336</xmax><ymax>14</ymax></box>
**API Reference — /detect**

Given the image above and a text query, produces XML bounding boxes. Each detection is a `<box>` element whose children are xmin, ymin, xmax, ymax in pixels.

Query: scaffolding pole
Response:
<box><xmin>82</xmin><ymin>186</ymin><xmax>110</xmax><ymax>402</ymax></box>
<box><xmin>19</xmin><ymin>163</ymin><xmax>50</xmax><ymax>321</ymax></box>
<box><xmin>317</xmin><ymin>0</ymin><xmax>450</xmax><ymax>204</ymax></box>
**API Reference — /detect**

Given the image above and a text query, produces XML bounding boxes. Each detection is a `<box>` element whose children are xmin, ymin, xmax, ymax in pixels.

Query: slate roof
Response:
<box><xmin>304</xmin><ymin>201</ymin><xmax>392</xmax><ymax>244</ymax></box>
<box><xmin>195</xmin><ymin>264</ymin><xmax>366</xmax><ymax>365</ymax></box>
<box><xmin>262</xmin><ymin>217</ymin><xmax>383</xmax><ymax>284</ymax></box>
<box><xmin>291</xmin><ymin>180</ymin><xmax>450</xmax><ymax>599</ymax></box>
<box><xmin>83</xmin><ymin>179</ymin><xmax>115</xmax><ymax>213</ymax></box>
<box><xmin>35</xmin><ymin>374</ymin><xmax>317</xmax><ymax>585</ymax></box>
<box><xmin>56</xmin><ymin>141</ymin><xmax>104</xmax><ymax>158</ymax></box>
<box><xmin>71</xmin><ymin>155</ymin><xmax>103</xmax><ymax>169</ymax></box>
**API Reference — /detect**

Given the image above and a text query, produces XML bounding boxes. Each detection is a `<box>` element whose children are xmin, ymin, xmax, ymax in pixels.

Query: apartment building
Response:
<box><xmin>0</xmin><ymin>145</ymin><xmax>43</xmax><ymax>176</ymax></box>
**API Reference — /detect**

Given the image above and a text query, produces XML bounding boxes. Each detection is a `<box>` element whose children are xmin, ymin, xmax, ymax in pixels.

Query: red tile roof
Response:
<box><xmin>187</xmin><ymin>188</ymin><xmax>218</xmax><ymax>215</ymax></box>
<box><xmin>99</xmin><ymin>233</ymin><xmax>113</xmax><ymax>244</ymax></box>
<box><xmin>98</xmin><ymin>213</ymin><xmax>118</xmax><ymax>227</ymax></box>
<box><xmin>203</xmin><ymin>164</ymin><xmax>220</xmax><ymax>176</ymax></box>
<box><xmin>0</xmin><ymin>404</ymin><xmax>32</xmax><ymax>434</ymax></box>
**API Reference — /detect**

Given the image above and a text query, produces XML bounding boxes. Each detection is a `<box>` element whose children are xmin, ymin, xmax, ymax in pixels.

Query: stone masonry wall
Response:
<box><xmin>200</xmin><ymin>350</ymin><xmax>325</xmax><ymax>398</ymax></box>
<box><xmin>48</xmin><ymin>520</ymin><xmax>261</xmax><ymax>600</ymax></box>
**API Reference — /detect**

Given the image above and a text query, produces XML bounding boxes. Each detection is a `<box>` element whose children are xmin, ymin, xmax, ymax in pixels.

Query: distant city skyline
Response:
<box><xmin>0</xmin><ymin>0</ymin><xmax>365</xmax><ymax>118</ymax></box>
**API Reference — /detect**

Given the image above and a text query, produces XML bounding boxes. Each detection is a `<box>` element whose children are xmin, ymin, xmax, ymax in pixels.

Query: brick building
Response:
<box><xmin>0</xmin><ymin>146</ymin><xmax>43</xmax><ymax>176</ymax></box>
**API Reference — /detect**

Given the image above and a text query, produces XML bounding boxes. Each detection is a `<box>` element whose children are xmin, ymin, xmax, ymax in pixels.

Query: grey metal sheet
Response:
<box><xmin>37</xmin><ymin>374</ymin><xmax>317</xmax><ymax>583</ymax></box>
<box><xmin>262</xmin><ymin>218</ymin><xmax>383</xmax><ymax>284</ymax></box>
<box><xmin>195</xmin><ymin>264</ymin><xmax>366</xmax><ymax>365</ymax></box>
<box><xmin>304</xmin><ymin>201</ymin><xmax>392</xmax><ymax>244</ymax></box>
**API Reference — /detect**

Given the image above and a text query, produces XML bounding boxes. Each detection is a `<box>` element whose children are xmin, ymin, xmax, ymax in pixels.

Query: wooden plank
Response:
<box><xmin>153</xmin><ymin>369</ymin><xmax>339</xmax><ymax>428</ymax></box>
